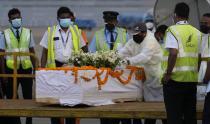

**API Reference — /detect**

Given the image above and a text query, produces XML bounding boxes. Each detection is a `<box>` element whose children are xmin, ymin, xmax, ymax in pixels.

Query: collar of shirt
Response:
<box><xmin>57</xmin><ymin>25</ymin><xmax>70</xmax><ymax>34</ymax></box>
<box><xmin>176</xmin><ymin>20</ymin><xmax>188</xmax><ymax>25</ymax></box>
<box><xmin>11</xmin><ymin>27</ymin><xmax>22</xmax><ymax>36</ymax></box>
<box><xmin>105</xmin><ymin>27</ymin><xmax>117</xmax><ymax>35</ymax></box>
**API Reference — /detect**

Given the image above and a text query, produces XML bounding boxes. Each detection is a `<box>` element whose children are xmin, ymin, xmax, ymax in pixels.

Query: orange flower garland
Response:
<box><xmin>37</xmin><ymin>66</ymin><xmax>145</xmax><ymax>90</ymax></box>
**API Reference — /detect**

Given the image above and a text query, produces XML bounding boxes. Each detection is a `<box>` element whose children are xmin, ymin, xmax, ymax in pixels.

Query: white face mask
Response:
<box><xmin>146</xmin><ymin>22</ymin><xmax>154</xmax><ymax>30</ymax></box>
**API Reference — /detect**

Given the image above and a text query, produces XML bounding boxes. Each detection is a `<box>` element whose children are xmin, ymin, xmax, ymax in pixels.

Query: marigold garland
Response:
<box><xmin>96</xmin><ymin>68</ymin><xmax>110</xmax><ymax>90</ymax></box>
<box><xmin>37</xmin><ymin>66</ymin><xmax>145</xmax><ymax>90</ymax></box>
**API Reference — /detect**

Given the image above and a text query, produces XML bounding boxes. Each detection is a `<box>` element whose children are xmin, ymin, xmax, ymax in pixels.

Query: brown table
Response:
<box><xmin>0</xmin><ymin>100</ymin><xmax>204</xmax><ymax>119</ymax></box>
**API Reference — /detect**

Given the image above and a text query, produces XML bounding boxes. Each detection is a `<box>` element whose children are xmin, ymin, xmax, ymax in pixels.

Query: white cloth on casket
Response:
<box><xmin>36</xmin><ymin>70</ymin><xmax>83</xmax><ymax>106</ymax></box>
<box><xmin>119</xmin><ymin>30</ymin><xmax>163</xmax><ymax>101</ymax></box>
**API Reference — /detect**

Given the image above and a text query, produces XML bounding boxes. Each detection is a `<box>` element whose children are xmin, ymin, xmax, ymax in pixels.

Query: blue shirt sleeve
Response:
<box><xmin>0</xmin><ymin>32</ymin><xmax>6</xmax><ymax>50</ymax></box>
<box><xmin>89</xmin><ymin>35</ymin><xmax>96</xmax><ymax>53</ymax></box>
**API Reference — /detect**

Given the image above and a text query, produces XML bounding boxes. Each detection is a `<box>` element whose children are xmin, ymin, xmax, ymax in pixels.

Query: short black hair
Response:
<box><xmin>57</xmin><ymin>7</ymin><xmax>74</xmax><ymax>17</ymax></box>
<box><xmin>203</xmin><ymin>13</ymin><xmax>210</xmax><ymax>18</ymax></box>
<box><xmin>174</xmin><ymin>2</ymin><xmax>189</xmax><ymax>19</ymax></box>
<box><xmin>8</xmin><ymin>8</ymin><xmax>21</xmax><ymax>19</ymax></box>
<box><xmin>156</xmin><ymin>25</ymin><xmax>168</xmax><ymax>34</ymax></box>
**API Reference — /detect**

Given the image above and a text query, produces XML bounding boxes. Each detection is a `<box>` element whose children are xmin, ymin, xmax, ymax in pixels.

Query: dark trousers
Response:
<box><xmin>51</xmin><ymin>61</ymin><xmax>75</xmax><ymax>124</ymax></box>
<box><xmin>203</xmin><ymin>92</ymin><xmax>210</xmax><ymax>124</ymax></box>
<box><xmin>100</xmin><ymin>118</ymin><xmax>131</xmax><ymax>124</ymax></box>
<box><xmin>51</xmin><ymin>118</ymin><xmax>75</xmax><ymax>124</ymax></box>
<box><xmin>163</xmin><ymin>80</ymin><xmax>197</xmax><ymax>124</ymax></box>
<box><xmin>5</xmin><ymin>66</ymin><xmax>33</xmax><ymax>124</ymax></box>
<box><xmin>133</xmin><ymin>119</ymin><xmax>167</xmax><ymax>124</ymax></box>
<box><xmin>133</xmin><ymin>119</ymin><xmax>142</xmax><ymax>124</ymax></box>
<box><xmin>0</xmin><ymin>80</ymin><xmax>9</xmax><ymax>124</ymax></box>
<box><xmin>144</xmin><ymin>119</ymin><xmax>167</xmax><ymax>124</ymax></box>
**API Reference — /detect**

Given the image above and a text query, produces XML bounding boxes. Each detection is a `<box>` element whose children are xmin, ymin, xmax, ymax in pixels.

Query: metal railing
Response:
<box><xmin>0</xmin><ymin>52</ymin><xmax>39</xmax><ymax>99</ymax></box>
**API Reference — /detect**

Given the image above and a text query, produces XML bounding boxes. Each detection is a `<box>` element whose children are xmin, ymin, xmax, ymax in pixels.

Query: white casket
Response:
<box><xmin>36</xmin><ymin>66</ymin><xmax>145</xmax><ymax>106</ymax></box>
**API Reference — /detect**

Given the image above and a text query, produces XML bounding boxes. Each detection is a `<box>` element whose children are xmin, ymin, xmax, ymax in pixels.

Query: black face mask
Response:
<box><xmin>200</xmin><ymin>25</ymin><xmax>210</xmax><ymax>34</ymax></box>
<box><xmin>133</xmin><ymin>35</ymin><xmax>144</xmax><ymax>44</ymax></box>
<box><xmin>105</xmin><ymin>24</ymin><xmax>115</xmax><ymax>31</ymax></box>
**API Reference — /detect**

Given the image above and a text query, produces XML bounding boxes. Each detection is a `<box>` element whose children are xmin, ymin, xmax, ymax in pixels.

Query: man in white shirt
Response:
<box><xmin>40</xmin><ymin>7</ymin><xmax>87</xmax><ymax>68</ymax></box>
<box><xmin>119</xmin><ymin>23</ymin><xmax>163</xmax><ymax>124</ymax></box>
<box><xmin>162</xmin><ymin>3</ymin><xmax>201</xmax><ymax>124</ymax></box>
<box><xmin>201</xmin><ymin>13</ymin><xmax>210</xmax><ymax>124</ymax></box>
<box><xmin>40</xmin><ymin>7</ymin><xmax>87</xmax><ymax>124</ymax></box>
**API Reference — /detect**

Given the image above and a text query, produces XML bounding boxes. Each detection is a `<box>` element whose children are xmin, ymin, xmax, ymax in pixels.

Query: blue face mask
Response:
<box><xmin>11</xmin><ymin>18</ymin><xmax>22</xmax><ymax>29</ymax></box>
<box><xmin>59</xmin><ymin>19</ymin><xmax>73</xmax><ymax>28</ymax></box>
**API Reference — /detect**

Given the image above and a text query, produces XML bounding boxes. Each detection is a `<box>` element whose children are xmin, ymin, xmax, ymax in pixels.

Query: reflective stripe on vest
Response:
<box><xmin>162</xmin><ymin>25</ymin><xmax>201</xmax><ymax>82</ymax></box>
<box><xmin>4</xmin><ymin>28</ymin><xmax>32</xmax><ymax>70</ymax></box>
<box><xmin>201</xmin><ymin>35</ymin><xmax>210</xmax><ymax>61</ymax></box>
<box><xmin>47</xmin><ymin>25</ymin><xmax>80</xmax><ymax>68</ymax></box>
<box><xmin>95</xmin><ymin>27</ymin><xmax>126</xmax><ymax>51</ymax></box>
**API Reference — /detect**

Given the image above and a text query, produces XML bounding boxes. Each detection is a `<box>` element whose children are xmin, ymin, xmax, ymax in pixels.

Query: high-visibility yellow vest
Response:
<box><xmin>4</xmin><ymin>28</ymin><xmax>32</xmax><ymax>70</ymax></box>
<box><xmin>162</xmin><ymin>24</ymin><xmax>201</xmax><ymax>82</ymax></box>
<box><xmin>95</xmin><ymin>27</ymin><xmax>127</xmax><ymax>51</ymax></box>
<box><xmin>47</xmin><ymin>25</ymin><xmax>80</xmax><ymax>68</ymax></box>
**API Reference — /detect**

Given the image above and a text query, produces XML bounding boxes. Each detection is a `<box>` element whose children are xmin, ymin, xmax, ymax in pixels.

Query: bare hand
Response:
<box><xmin>162</xmin><ymin>73</ymin><xmax>171</xmax><ymax>84</ymax></box>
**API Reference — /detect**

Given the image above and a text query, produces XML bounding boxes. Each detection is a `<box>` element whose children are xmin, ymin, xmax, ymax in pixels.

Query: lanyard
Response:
<box><xmin>59</xmin><ymin>29</ymin><xmax>70</xmax><ymax>48</ymax></box>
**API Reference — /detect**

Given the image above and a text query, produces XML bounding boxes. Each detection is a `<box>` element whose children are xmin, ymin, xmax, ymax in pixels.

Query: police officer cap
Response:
<box><xmin>103</xmin><ymin>11</ymin><xmax>119</xmax><ymax>20</ymax></box>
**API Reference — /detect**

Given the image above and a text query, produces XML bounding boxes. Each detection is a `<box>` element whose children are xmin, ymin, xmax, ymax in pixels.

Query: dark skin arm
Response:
<box><xmin>203</xmin><ymin>61</ymin><xmax>210</xmax><ymax>84</ymax></box>
<box><xmin>29</xmin><ymin>47</ymin><xmax>36</xmax><ymax>68</ymax></box>
<box><xmin>41</xmin><ymin>48</ymin><xmax>48</xmax><ymax>68</ymax></box>
<box><xmin>162</xmin><ymin>48</ymin><xmax>178</xmax><ymax>83</ymax></box>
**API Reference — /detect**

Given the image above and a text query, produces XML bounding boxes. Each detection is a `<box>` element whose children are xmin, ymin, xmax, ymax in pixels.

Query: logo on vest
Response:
<box><xmin>186</xmin><ymin>34</ymin><xmax>195</xmax><ymax>47</ymax></box>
